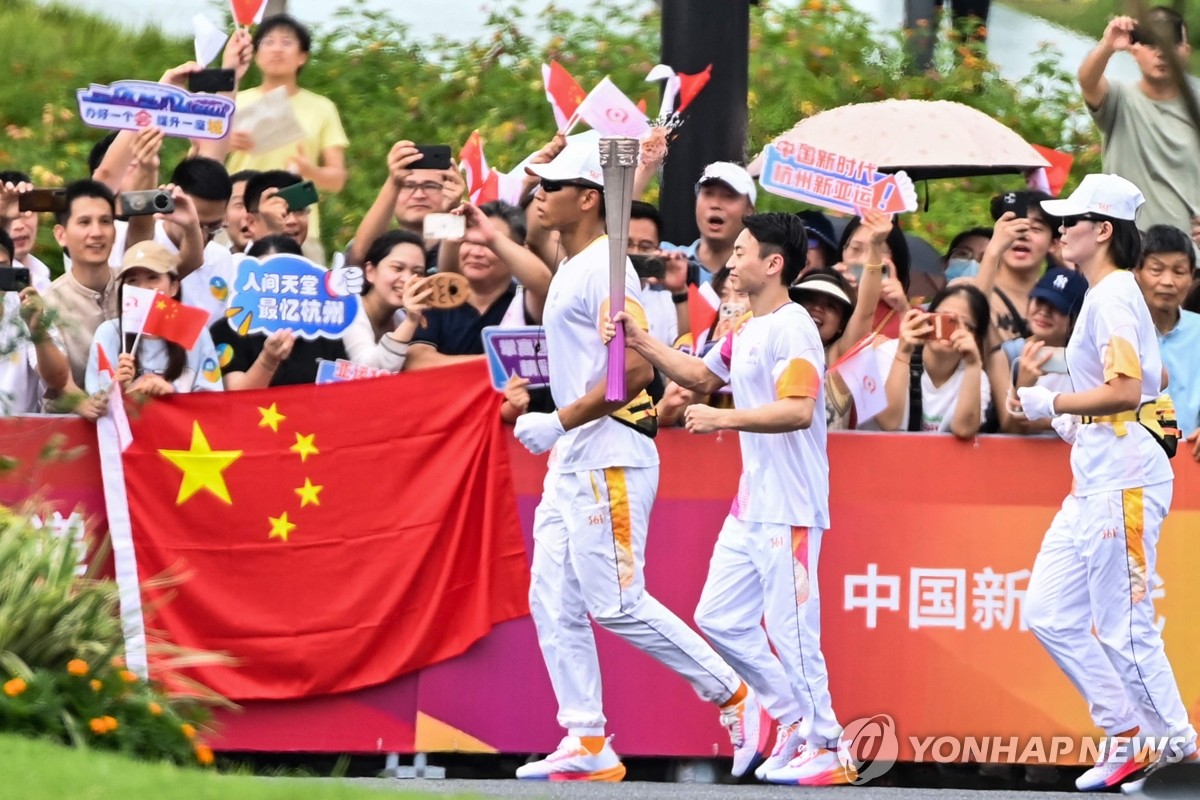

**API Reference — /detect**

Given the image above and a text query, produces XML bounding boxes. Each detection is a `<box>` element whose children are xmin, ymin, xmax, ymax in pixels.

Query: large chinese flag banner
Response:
<box><xmin>120</xmin><ymin>362</ymin><xmax>529</xmax><ymax>701</ymax></box>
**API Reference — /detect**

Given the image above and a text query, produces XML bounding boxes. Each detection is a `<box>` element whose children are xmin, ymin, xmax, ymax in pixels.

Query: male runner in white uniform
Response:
<box><xmin>609</xmin><ymin>212</ymin><xmax>856</xmax><ymax>786</ymax></box>
<box><xmin>512</xmin><ymin>135</ymin><xmax>766</xmax><ymax>781</ymax></box>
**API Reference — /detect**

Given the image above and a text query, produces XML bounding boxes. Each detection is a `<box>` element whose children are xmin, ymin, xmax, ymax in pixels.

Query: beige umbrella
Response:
<box><xmin>749</xmin><ymin>99</ymin><xmax>1050</xmax><ymax>181</ymax></box>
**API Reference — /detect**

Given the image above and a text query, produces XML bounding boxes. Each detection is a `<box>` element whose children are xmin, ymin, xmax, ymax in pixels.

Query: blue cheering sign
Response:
<box><xmin>227</xmin><ymin>254</ymin><xmax>361</xmax><ymax>340</ymax></box>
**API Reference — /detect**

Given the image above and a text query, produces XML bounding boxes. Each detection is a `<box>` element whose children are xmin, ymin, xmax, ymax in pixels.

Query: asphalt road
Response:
<box><xmin>346</xmin><ymin>780</ymin><xmax>1083</xmax><ymax>799</ymax></box>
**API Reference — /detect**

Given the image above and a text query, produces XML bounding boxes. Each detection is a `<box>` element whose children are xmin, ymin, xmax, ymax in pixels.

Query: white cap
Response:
<box><xmin>1040</xmin><ymin>174</ymin><xmax>1145</xmax><ymax>221</ymax></box>
<box><xmin>696</xmin><ymin>161</ymin><xmax>757</xmax><ymax>205</ymax></box>
<box><xmin>525</xmin><ymin>130</ymin><xmax>604</xmax><ymax>188</ymax></box>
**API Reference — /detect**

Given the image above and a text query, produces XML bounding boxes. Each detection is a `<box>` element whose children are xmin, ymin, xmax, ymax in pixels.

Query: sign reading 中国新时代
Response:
<box><xmin>315</xmin><ymin>359</ymin><xmax>392</xmax><ymax>385</ymax></box>
<box><xmin>76</xmin><ymin>81</ymin><xmax>235</xmax><ymax>141</ymax></box>
<box><xmin>227</xmin><ymin>254</ymin><xmax>360</xmax><ymax>340</ymax></box>
<box><xmin>481</xmin><ymin>326</ymin><xmax>549</xmax><ymax>391</ymax></box>
<box><xmin>759</xmin><ymin>142</ymin><xmax>918</xmax><ymax>216</ymax></box>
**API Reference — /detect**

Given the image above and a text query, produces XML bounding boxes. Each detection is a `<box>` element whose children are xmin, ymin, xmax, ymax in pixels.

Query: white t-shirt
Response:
<box><xmin>643</xmin><ymin>285</ymin><xmax>679</xmax><ymax>346</ymax></box>
<box><xmin>0</xmin><ymin>293</ymin><xmax>62</xmax><ymax>415</ymax></box>
<box><xmin>1067</xmin><ymin>270</ymin><xmax>1173</xmax><ymax>494</ymax></box>
<box><xmin>19</xmin><ymin>255</ymin><xmax>52</xmax><ymax>293</ymax></box>
<box><xmin>543</xmin><ymin>236</ymin><xmax>657</xmax><ymax>473</ymax></box>
<box><xmin>84</xmin><ymin>318</ymin><xmax>223</xmax><ymax>394</ymax></box>
<box><xmin>703</xmin><ymin>303</ymin><xmax>829</xmax><ymax>528</ymax></box>
<box><xmin>860</xmin><ymin>338</ymin><xmax>991</xmax><ymax>433</ymax></box>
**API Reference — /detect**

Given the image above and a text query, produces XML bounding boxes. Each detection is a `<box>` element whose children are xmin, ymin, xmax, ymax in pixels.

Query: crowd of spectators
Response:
<box><xmin>0</xmin><ymin>8</ymin><xmax>1198</xmax><ymax>461</ymax></box>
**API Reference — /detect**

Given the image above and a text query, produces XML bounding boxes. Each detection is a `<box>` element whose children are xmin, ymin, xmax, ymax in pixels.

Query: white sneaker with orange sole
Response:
<box><xmin>765</xmin><ymin>743</ymin><xmax>859</xmax><ymax>786</ymax></box>
<box><xmin>515</xmin><ymin>735</ymin><xmax>626</xmax><ymax>782</ymax></box>
<box><xmin>721</xmin><ymin>688</ymin><xmax>772</xmax><ymax>778</ymax></box>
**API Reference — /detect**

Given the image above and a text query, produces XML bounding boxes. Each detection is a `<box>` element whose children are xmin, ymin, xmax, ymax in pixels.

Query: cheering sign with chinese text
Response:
<box><xmin>482</xmin><ymin>326</ymin><xmax>549</xmax><ymax>390</ymax></box>
<box><xmin>227</xmin><ymin>255</ymin><xmax>360</xmax><ymax>340</ymax></box>
<box><xmin>760</xmin><ymin>143</ymin><xmax>918</xmax><ymax>215</ymax></box>
<box><xmin>315</xmin><ymin>359</ymin><xmax>391</xmax><ymax>385</ymax></box>
<box><xmin>77</xmin><ymin>81</ymin><xmax>235</xmax><ymax>141</ymax></box>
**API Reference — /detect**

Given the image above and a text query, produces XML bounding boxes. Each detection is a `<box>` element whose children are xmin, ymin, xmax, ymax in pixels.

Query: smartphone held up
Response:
<box><xmin>919</xmin><ymin>312</ymin><xmax>959</xmax><ymax>341</ymax></box>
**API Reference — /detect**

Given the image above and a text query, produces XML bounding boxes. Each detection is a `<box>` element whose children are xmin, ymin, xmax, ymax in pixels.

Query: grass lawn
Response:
<box><xmin>0</xmin><ymin>734</ymin><xmax>455</xmax><ymax>800</ymax></box>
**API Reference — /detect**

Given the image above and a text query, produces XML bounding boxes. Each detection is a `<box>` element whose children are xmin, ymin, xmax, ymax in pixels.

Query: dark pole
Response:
<box><xmin>660</xmin><ymin>0</ymin><xmax>752</xmax><ymax>245</ymax></box>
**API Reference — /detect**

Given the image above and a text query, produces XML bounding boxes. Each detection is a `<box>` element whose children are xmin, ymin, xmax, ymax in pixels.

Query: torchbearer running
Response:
<box><xmin>606</xmin><ymin>211</ymin><xmax>858</xmax><ymax>786</ymax></box>
<box><xmin>512</xmin><ymin>132</ymin><xmax>767</xmax><ymax>782</ymax></box>
<box><xmin>1016</xmin><ymin>175</ymin><xmax>1197</xmax><ymax>794</ymax></box>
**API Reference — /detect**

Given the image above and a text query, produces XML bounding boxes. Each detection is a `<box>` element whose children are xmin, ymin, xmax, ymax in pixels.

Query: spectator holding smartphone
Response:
<box><xmin>974</xmin><ymin>191</ymin><xmax>1058</xmax><ymax>343</ymax></box>
<box><xmin>1002</xmin><ymin>267</ymin><xmax>1088</xmax><ymax>435</ymax></box>
<box><xmin>1079</xmin><ymin>8</ymin><xmax>1200</xmax><ymax>234</ymax></box>
<box><xmin>0</xmin><ymin>230</ymin><xmax>69</xmax><ymax>414</ymax></box>
<box><xmin>343</xmin><ymin>229</ymin><xmax>431</xmax><ymax>372</ymax></box>
<box><xmin>0</xmin><ymin>171</ymin><xmax>52</xmax><ymax>292</ymax></box>
<box><xmin>225</xmin><ymin>14</ymin><xmax>348</xmax><ymax>265</ymax></box>
<box><xmin>1134</xmin><ymin>224</ymin><xmax>1200</xmax><ymax>460</ymax></box>
<box><xmin>873</xmin><ymin>284</ymin><xmax>994</xmax><ymax>437</ymax></box>
<box><xmin>241</xmin><ymin>171</ymin><xmax>310</xmax><ymax>253</ymax></box>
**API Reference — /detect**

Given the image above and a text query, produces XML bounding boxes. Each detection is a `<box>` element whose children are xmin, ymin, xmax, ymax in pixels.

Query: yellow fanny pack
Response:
<box><xmin>1081</xmin><ymin>395</ymin><xmax>1180</xmax><ymax>458</ymax></box>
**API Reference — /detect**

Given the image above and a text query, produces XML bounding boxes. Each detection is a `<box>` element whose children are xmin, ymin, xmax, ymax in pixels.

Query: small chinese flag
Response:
<box><xmin>97</xmin><ymin>345</ymin><xmax>115</xmax><ymax>379</ymax></box>
<box><xmin>142</xmin><ymin>293</ymin><xmax>210</xmax><ymax>351</ymax></box>
<box><xmin>675</xmin><ymin>64</ymin><xmax>713</xmax><ymax>114</ymax></box>
<box><xmin>542</xmin><ymin>60</ymin><xmax>588</xmax><ymax>131</ymax></box>
<box><xmin>688</xmin><ymin>283</ymin><xmax>718</xmax><ymax>349</ymax></box>
<box><xmin>229</xmin><ymin>0</ymin><xmax>268</xmax><ymax>26</ymax></box>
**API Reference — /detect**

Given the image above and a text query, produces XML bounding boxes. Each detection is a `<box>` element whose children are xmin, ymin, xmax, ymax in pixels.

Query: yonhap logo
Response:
<box><xmin>840</xmin><ymin>713</ymin><xmax>899</xmax><ymax>784</ymax></box>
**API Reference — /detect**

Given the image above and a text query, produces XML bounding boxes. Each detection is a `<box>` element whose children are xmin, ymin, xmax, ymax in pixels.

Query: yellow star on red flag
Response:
<box><xmin>258</xmin><ymin>403</ymin><xmax>286</xmax><ymax>433</ymax></box>
<box><xmin>159</xmin><ymin>422</ymin><xmax>242</xmax><ymax>505</ymax></box>
<box><xmin>268</xmin><ymin>512</ymin><xmax>296</xmax><ymax>542</ymax></box>
<box><xmin>295</xmin><ymin>478</ymin><xmax>323</xmax><ymax>508</ymax></box>
<box><xmin>291</xmin><ymin>432</ymin><xmax>319</xmax><ymax>462</ymax></box>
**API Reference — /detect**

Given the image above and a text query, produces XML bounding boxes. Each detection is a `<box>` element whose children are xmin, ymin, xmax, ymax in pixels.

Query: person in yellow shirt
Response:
<box><xmin>225</xmin><ymin>14</ymin><xmax>348</xmax><ymax>265</ymax></box>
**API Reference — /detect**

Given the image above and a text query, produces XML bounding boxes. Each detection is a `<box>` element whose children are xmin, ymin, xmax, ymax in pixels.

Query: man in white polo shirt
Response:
<box><xmin>511</xmin><ymin>133</ymin><xmax>766</xmax><ymax>782</ymax></box>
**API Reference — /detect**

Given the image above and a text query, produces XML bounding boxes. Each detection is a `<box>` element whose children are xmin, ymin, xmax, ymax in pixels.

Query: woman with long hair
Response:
<box><xmin>85</xmin><ymin>242</ymin><xmax>222</xmax><ymax>395</ymax></box>
<box><xmin>1017</xmin><ymin>175</ymin><xmax>1196</xmax><ymax>792</ymax></box>
<box><xmin>873</xmin><ymin>283</ymin><xmax>993</xmax><ymax>438</ymax></box>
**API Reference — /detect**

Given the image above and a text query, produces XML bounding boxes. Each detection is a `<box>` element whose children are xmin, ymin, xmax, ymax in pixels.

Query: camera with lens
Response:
<box><xmin>118</xmin><ymin>190</ymin><xmax>175</xmax><ymax>218</ymax></box>
<box><xmin>629</xmin><ymin>253</ymin><xmax>666</xmax><ymax>281</ymax></box>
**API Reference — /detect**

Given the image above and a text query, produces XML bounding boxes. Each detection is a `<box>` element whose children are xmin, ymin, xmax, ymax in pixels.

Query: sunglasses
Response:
<box><xmin>540</xmin><ymin>179</ymin><xmax>597</xmax><ymax>193</ymax></box>
<box><xmin>1060</xmin><ymin>214</ymin><xmax>1106</xmax><ymax>228</ymax></box>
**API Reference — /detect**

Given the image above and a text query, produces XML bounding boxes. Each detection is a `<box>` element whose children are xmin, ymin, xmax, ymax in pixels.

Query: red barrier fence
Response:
<box><xmin>2</xmin><ymin>413</ymin><xmax>1197</xmax><ymax>764</ymax></box>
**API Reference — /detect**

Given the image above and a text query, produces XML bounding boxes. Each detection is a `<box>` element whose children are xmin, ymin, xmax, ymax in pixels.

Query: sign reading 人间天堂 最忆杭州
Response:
<box><xmin>482</xmin><ymin>326</ymin><xmax>549</xmax><ymax>391</ymax></box>
<box><xmin>227</xmin><ymin>255</ymin><xmax>360</xmax><ymax>340</ymax></box>
<box><xmin>76</xmin><ymin>80</ymin><xmax>235</xmax><ymax>141</ymax></box>
<box><xmin>759</xmin><ymin>142</ymin><xmax>918</xmax><ymax>216</ymax></box>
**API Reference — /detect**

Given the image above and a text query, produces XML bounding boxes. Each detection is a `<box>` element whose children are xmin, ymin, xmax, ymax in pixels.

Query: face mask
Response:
<box><xmin>945</xmin><ymin>257</ymin><xmax>980</xmax><ymax>281</ymax></box>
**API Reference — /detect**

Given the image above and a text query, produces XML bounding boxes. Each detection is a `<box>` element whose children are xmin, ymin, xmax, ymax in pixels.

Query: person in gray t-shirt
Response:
<box><xmin>1078</xmin><ymin>9</ymin><xmax>1200</xmax><ymax>238</ymax></box>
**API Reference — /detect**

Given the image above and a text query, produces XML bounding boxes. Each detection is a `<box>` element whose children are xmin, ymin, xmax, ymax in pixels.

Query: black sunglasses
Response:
<box><xmin>1060</xmin><ymin>214</ymin><xmax>1106</xmax><ymax>228</ymax></box>
<box><xmin>540</xmin><ymin>179</ymin><xmax>597</xmax><ymax>193</ymax></box>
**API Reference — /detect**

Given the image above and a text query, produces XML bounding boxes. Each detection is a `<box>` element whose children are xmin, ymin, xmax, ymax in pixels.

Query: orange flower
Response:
<box><xmin>148</xmin><ymin>702</ymin><xmax>163</xmax><ymax>716</ymax></box>
<box><xmin>89</xmin><ymin>716</ymin><xmax>118</xmax><ymax>734</ymax></box>
<box><xmin>194</xmin><ymin>743</ymin><xmax>215</xmax><ymax>766</ymax></box>
<box><xmin>67</xmin><ymin>659</ymin><xmax>89</xmax><ymax>677</ymax></box>
<box><xmin>3</xmin><ymin>678</ymin><xmax>26</xmax><ymax>697</ymax></box>
<box><xmin>119</xmin><ymin>669</ymin><xmax>138</xmax><ymax>684</ymax></box>
<box><xmin>180</xmin><ymin>723</ymin><xmax>196</xmax><ymax>740</ymax></box>
<box><xmin>90</xmin><ymin>679</ymin><xmax>103</xmax><ymax>692</ymax></box>
<box><xmin>111</xmin><ymin>656</ymin><xmax>125</xmax><ymax>669</ymax></box>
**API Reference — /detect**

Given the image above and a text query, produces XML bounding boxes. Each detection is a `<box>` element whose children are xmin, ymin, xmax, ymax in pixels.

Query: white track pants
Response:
<box><xmin>694</xmin><ymin>517</ymin><xmax>842</xmax><ymax>750</ymax></box>
<box><xmin>528</xmin><ymin>465</ymin><xmax>742</xmax><ymax>736</ymax></box>
<box><xmin>1025</xmin><ymin>484</ymin><xmax>1196</xmax><ymax>747</ymax></box>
